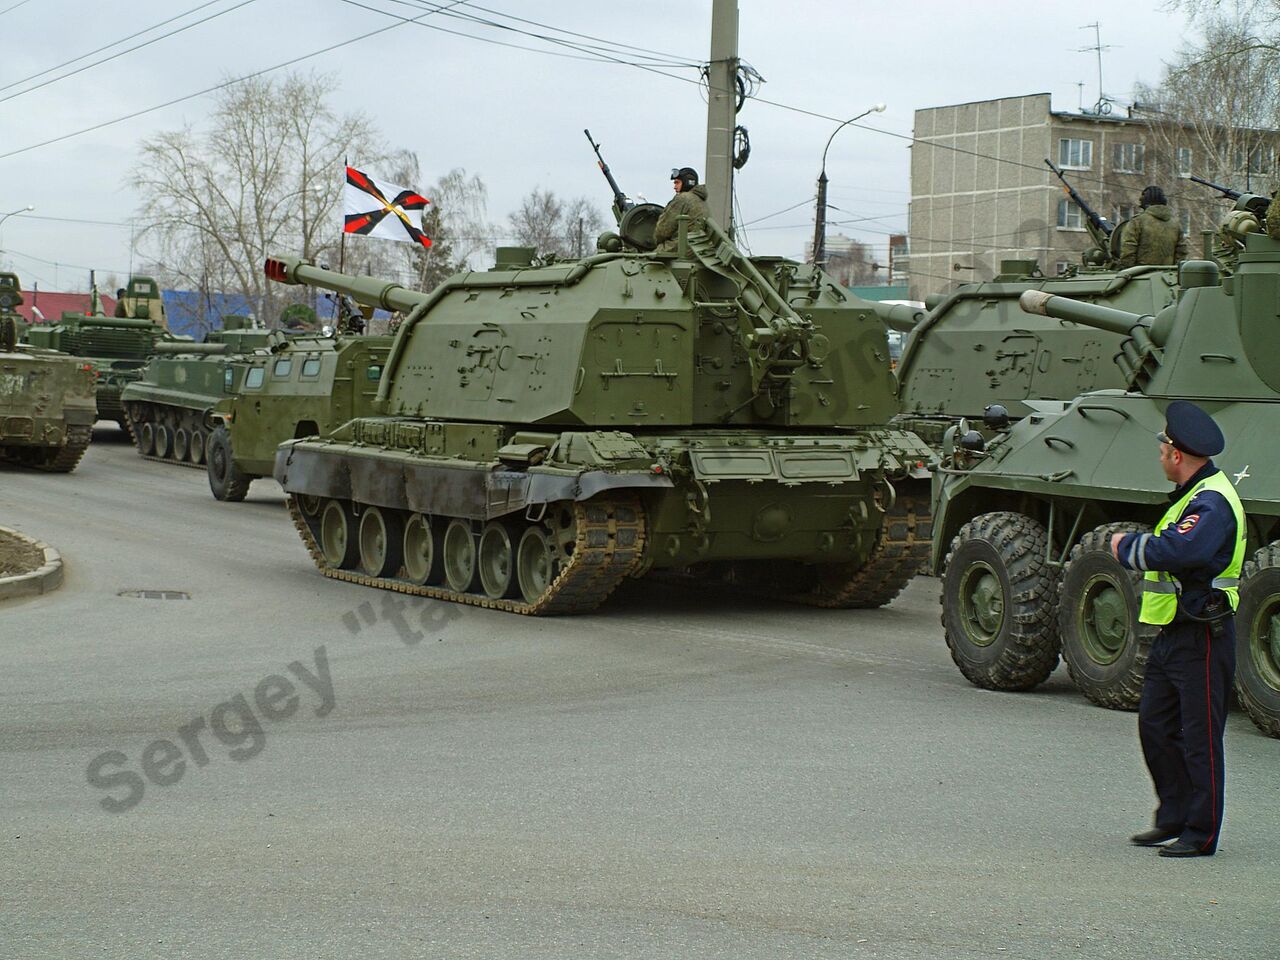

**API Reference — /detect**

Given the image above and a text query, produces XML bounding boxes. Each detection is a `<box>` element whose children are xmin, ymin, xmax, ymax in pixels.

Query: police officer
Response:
<box><xmin>653</xmin><ymin>166</ymin><xmax>708</xmax><ymax>253</ymax></box>
<box><xmin>1117</xmin><ymin>186</ymin><xmax>1188</xmax><ymax>268</ymax></box>
<box><xmin>1109</xmin><ymin>400</ymin><xmax>1244</xmax><ymax>857</ymax></box>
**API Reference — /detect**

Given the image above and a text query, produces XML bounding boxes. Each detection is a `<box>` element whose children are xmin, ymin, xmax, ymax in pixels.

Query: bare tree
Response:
<box><xmin>132</xmin><ymin>70</ymin><xmax>400</xmax><ymax>327</ymax></box>
<box><xmin>508</xmin><ymin>189</ymin><xmax>604</xmax><ymax>258</ymax></box>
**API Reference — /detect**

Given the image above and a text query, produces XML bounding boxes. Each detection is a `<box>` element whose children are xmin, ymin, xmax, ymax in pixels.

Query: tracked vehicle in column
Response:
<box><xmin>932</xmin><ymin>233</ymin><xmax>1280</xmax><ymax>738</ymax></box>
<box><xmin>265</xmin><ymin>204</ymin><xmax>936</xmax><ymax>616</ymax></box>
<box><xmin>0</xmin><ymin>273</ymin><xmax>97</xmax><ymax>472</ymax></box>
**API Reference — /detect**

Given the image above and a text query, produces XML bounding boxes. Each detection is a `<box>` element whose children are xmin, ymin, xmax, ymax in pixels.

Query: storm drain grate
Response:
<box><xmin>117</xmin><ymin>589</ymin><xmax>192</xmax><ymax>600</ymax></box>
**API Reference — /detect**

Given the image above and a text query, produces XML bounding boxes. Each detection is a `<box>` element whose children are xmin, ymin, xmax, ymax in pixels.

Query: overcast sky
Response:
<box><xmin>1</xmin><ymin>0</ymin><xmax>1196</xmax><ymax>292</ymax></box>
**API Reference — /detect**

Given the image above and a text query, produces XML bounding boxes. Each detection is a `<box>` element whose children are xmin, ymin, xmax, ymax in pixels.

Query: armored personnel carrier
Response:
<box><xmin>25</xmin><ymin>278</ymin><xmax>181</xmax><ymax>431</ymax></box>
<box><xmin>932</xmin><ymin>240</ymin><xmax>1280</xmax><ymax>738</ymax></box>
<box><xmin>893</xmin><ymin>161</ymin><xmax>1179</xmax><ymax>448</ymax></box>
<box><xmin>265</xmin><ymin>208</ymin><xmax>934</xmax><ymax>616</ymax></box>
<box><xmin>206</xmin><ymin>332</ymin><xmax>392</xmax><ymax>501</ymax></box>
<box><xmin>0</xmin><ymin>274</ymin><xmax>97</xmax><ymax>472</ymax></box>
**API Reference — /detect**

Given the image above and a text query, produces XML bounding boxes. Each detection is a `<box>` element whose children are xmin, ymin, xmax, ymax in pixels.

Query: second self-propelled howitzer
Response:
<box><xmin>932</xmin><ymin>239</ymin><xmax>1280</xmax><ymax>737</ymax></box>
<box><xmin>264</xmin><ymin>213</ymin><xmax>934</xmax><ymax>616</ymax></box>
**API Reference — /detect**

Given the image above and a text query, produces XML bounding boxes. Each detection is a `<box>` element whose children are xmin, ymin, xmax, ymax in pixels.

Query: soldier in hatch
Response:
<box><xmin>654</xmin><ymin>166</ymin><xmax>708</xmax><ymax>252</ymax></box>
<box><xmin>1117</xmin><ymin>186</ymin><xmax>1188</xmax><ymax>267</ymax></box>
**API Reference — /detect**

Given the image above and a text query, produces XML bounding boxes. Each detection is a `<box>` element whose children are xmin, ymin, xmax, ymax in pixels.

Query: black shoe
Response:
<box><xmin>1158</xmin><ymin>840</ymin><xmax>1213</xmax><ymax>858</ymax></box>
<box><xmin>1130</xmin><ymin>827</ymin><xmax>1180</xmax><ymax>846</ymax></box>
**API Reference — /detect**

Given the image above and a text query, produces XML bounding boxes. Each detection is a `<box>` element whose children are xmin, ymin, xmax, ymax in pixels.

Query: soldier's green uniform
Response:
<box><xmin>1117</xmin><ymin>187</ymin><xmax>1187</xmax><ymax>268</ymax></box>
<box><xmin>654</xmin><ymin>183</ymin><xmax>708</xmax><ymax>253</ymax></box>
<box><xmin>1265</xmin><ymin>193</ymin><xmax>1280</xmax><ymax>241</ymax></box>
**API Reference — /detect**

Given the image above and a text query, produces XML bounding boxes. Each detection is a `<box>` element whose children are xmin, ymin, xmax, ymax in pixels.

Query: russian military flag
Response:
<box><xmin>343</xmin><ymin>166</ymin><xmax>432</xmax><ymax>249</ymax></box>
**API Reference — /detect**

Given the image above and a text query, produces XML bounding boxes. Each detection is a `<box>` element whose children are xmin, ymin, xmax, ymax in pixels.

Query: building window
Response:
<box><xmin>1058</xmin><ymin>138</ymin><xmax>1093</xmax><ymax>169</ymax></box>
<box><xmin>1232</xmin><ymin>147</ymin><xmax>1272</xmax><ymax>175</ymax></box>
<box><xmin>1057</xmin><ymin>199</ymin><xmax>1085</xmax><ymax>230</ymax></box>
<box><xmin>1177</xmin><ymin>147</ymin><xmax>1193</xmax><ymax>176</ymax></box>
<box><xmin>1113</xmin><ymin>143</ymin><xmax>1145</xmax><ymax>174</ymax></box>
<box><xmin>1055</xmin><ymin>261</ymin><xmax>1072</xmax><ymax>276</ymax></box>
<box><xmin>1114</xmin><ymin>204</ymin><xmax>1137</xmax><ymax>224</ymax></box>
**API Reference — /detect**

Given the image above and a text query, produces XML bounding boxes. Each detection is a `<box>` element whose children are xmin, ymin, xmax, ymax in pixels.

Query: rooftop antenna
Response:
<box><xmin>1078</xmin><ymin>22</ymin><xmax>1116</xmax><ymax>115</ymax></box>
<box><xmin>1077</xmin><ymin>82</ymin><xmax>1085</xmax><ymax>113</ymax></box>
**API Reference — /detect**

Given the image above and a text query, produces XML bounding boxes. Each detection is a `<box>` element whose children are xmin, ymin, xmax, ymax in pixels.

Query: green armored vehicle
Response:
<box><xmin>0</xmin><ymin>274</ymin><xmax>97</xmax><ymax>472</ymax></box>
<box><xmin>265</xmin><ymin>207</ymin><xmax>935</xmax><ymax>616</ymax></box>
<box><xmin>932</xmin><ymin>241</ymin><xmax>1280</xmax><ymax>738</ymax></box>
<box><xmin>206</xmin><ymin>332</ymin><xmax>392</xmax><ymax>501</ymax></box>
<box><xmin>120</xmin><ymin>316</ymin><xmax>285</xmax><ymax>466</ymax></box>
<box><xmin>25</xmin><ymin>277</ymin><xmax>179</xmax><ymax>431</ymax></box>
<box><xmin>893</xmin><ymin>160</ymin><xmax>1179</xmax><ymax>448</ymax></box>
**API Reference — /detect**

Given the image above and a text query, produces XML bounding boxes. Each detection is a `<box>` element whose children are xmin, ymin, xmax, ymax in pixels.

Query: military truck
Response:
<box><xmin>932</xmin><ymin>241</ymin><xmax>1280</xmax><ymax>738</ymax></box>
<box><xmin>0</xmin><ymin>274</ymin><xmax>97</xmax><ymax>472</ymax></box>
<box><xmin>264</xmin><ymin>201</ymin><xmax>935</xmax><ymax>616</ymax></box>
<box><xmin>206</xmin><ymin>333</ymin><xmax>392</xmax><ymax>501</ymax></box>
<box><xmin>25</xmin><ymin>279</ymin><xmax>182</xmax><ymax>431</ymax></box>
<box><xmin>892</xmin><ymin>161</ymin><xmax>1179</xmax><ymax>448</ymax></box>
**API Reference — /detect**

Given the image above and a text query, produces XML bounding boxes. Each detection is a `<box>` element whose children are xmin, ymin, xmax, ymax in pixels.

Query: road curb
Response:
<box><xmin>0</xmin><ymin>527</ymin><xmax>64</xmax><ymax>601</ymax></box>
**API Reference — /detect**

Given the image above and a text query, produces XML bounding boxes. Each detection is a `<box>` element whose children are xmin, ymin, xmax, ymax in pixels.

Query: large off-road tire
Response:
<box><xmin>206</xmin><ymin>425</ymin><xmax>252</xmax><ymax>502</ymax></box>
<box><xmin>1235</xmin><ymin>543</ymin><xmax>1280</xmax><ymax>738</ymax></box>
<box><xmin>941</xmin><ymin>511</ymin><xmax>1060</xmax><ymax>691</ymax></box>
<box><xmin>1057</xmin><ymin>522</ymin><xmax>1157</xmax><ymax>711</ymax></box>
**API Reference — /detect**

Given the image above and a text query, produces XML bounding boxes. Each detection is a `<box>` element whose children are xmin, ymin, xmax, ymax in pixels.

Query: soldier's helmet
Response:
<box><xmin>671</xmin><ymin>167</ymin><xmax>700</xmax><ymax>191</ymax></box>
<box><xmin>1140</xmin><ymin>186</ymin><xmax>1167</xmax><ymax>208</ymax></box>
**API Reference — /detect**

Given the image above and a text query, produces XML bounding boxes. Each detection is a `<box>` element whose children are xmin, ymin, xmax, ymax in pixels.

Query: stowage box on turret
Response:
<box><xmin>267</xmin><ymin>214</ymin><xmax>933</xmax><ymax>616</ymax></box>
<box><xmin>0</xmin><ymin>273</ymin><xmax>97</xmax><ymax>472</ymax></box>
<box><xmin>932</xmin><ymin>238</ymin><xmax>1280</xmax><ymax>738</ymax></box>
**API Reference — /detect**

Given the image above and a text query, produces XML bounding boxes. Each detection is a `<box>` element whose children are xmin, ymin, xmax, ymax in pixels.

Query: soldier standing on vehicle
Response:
<box><xmin>1109</xmin><ymin>400</ymin><xmax>1244</xmax><ymax>858</ymax></box>
<box><xmin>654</xmin><ymin>167</ymin><xmax>708</xmax><ymax>252</ymax></box>
<box><xmin>1265</xmin><ymin>190</ymin><xmax>1280</xmax><ymax>241</ymax></box>
<box><xmin>1117</xmin><ymin>186</ymin><xmax>1188</xmax><ymax>267</ymax></box>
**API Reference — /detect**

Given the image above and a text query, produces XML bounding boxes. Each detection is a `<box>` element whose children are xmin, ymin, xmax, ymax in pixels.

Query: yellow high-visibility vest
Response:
<box><xmin>1139</xmin><ymin>470</ymin><xmax>1246</xmax><ymax>625</ymax></box>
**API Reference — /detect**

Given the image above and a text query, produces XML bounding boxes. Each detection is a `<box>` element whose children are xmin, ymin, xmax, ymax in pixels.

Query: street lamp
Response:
<box><xmin>812</xmin><ymin>105</ymin><xmax>885</xmax><ymax>268</ymax></box>
<box><xmin>0</xmin><ymin>205</ymin><xmax>34</xmax><ymax>268</ymax></box>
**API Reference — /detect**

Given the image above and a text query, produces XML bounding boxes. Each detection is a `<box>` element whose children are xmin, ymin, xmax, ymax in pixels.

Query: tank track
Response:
<box><xmin>285</xmin><ymin>493</ymin><xmax>646</xmax><ymax>616</ymax></box>
<box><xmin>792</xmin><ymin>490</ymin><xmax>933</xmax><ymax>609</ymax></box>
<box><xmin>123</xmin><ymin>411</ymin><xmax>206</xmax><ymax>470</ymax></box>
<box><xmin>0</xmin><ymin>425</ymin><xmax>93</xmax><ymax>473</ymax></box>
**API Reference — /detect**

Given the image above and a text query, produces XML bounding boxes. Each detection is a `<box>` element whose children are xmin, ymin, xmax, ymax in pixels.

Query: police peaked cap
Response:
<box><xmin>1164</xmin><ymin>400</ymin><xmax>1224</xmax><ymax>457</ymax></box>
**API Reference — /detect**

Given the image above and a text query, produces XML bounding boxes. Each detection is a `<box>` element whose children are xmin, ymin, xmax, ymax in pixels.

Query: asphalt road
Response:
<box><xmin>2</xmin><ymin>425</ymin><xmax>1277</xmax><ymax>959</ymax></box>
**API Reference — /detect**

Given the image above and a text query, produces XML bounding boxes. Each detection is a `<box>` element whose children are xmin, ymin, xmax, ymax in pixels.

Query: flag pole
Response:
<box><xmin>339</xmin><ymin>156</ymin><xmax>348</xmax><ymax>274</ymax></box>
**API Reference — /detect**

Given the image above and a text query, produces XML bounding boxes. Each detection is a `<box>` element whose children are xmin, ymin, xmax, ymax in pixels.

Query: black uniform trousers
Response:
<box><xmin>1138</xmin><ymin>618</ymin><xmax>1235</xmax><ymax>853</ymax></box>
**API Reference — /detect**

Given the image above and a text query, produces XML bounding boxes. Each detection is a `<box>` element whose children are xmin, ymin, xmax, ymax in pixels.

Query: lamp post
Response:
<box><xmin>0</xmin><ymin>205</ymin><xmax>34</xmax><ymax>269</ymax></box>
<box><xmin>812</xmin><ymin>105</ymin><xmax>884</xmax><ymax>268</ymax></box>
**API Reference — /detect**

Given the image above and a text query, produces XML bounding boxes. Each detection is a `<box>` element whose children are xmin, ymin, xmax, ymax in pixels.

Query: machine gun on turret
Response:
<box><xmin>585</xmin><ymin>129</ymin><xmax>632</xmax><ymax>222</ymax></box>
<box><xmin>1188</xmin><ymin>174</ymin><xmax>1272</xmax><ymax>219</ymax></box>
<box><xmin>1045</xmin><ymin>159</ymin><xmax>1116</xmax><ymax>263</ymax></box>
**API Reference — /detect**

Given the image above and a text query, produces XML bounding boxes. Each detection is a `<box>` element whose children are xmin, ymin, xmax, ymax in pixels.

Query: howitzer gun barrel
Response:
<box><xmin>152</xmin><ymin>341</ymin><xmax>228</xmax><ymax>355</ymax></box>
<box><xmin>1019</xmin><ymin>289</ymin><xmax>1152</xmax><ymax>337</ymax></box>
<box><xmin>872</xmin><ymin>301</ymin><xmax>925</xmax><ymax>333</ymax></box>
<box><xmin>264</xmin><ymin>256</ymin><xmax>428</xmax><ymax>314</ymax></box>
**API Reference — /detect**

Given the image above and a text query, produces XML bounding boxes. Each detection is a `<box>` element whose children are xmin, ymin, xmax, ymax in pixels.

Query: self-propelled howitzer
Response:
<box><xmin>932</xmin><ymin>245</ymin><xmax>1280</xmax><ymax>736</ymax></box>
<box><xmin>266</xmin><ymin>218</ymin><xmax>934</xmax><ymax>616</ymax></box>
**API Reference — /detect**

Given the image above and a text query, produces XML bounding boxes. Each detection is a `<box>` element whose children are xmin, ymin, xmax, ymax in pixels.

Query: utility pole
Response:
<box><xmin>703</xmin><ymin>0</ymin><xmax>738</xmax><ymax>234</ymax></box>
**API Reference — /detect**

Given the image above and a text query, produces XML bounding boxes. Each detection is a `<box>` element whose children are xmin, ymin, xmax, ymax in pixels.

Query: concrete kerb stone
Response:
<box><xmin>0</xmin><ymin>526</ymin><xmax>64</xmax><ymax>601</ymax></box>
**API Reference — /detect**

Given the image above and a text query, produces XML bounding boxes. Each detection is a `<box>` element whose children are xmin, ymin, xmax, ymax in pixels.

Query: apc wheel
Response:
<box><xmin>189</xmin><ymin>429</ymin><xmax>206</xmax><ymax>465</ymax></box>
<box><xmin>478</xmin><ymin>521</ymin><xmax>519</xmax><ymax>599</ymax></box>
<box><xmin>941</xmin><ymin>511</ymin><xmax>1060</xmax><ymax>691</ymax></box>
<box><xmin>137</xmin><ymin>421</ymin><xmax>155</xmax><ymax>456</ymax></box>
<box><xmin>443</xmin><ymin>518</ymin><xmax>478</xmax><ymax>593</ymax></box>
<box><xmin>403</xmin><ymin>513</ymin><xmax>444</xmax><ymax>586</ymax></box>
<box><xmin>154</xmin><ymin>423</ymin><xmax>173</xmax><ymax>459</ymax></box>
<box><xmin>358</xmin><ymin>506</ymin><xmax>404</xmax><ymax>579</ymax></box>
<box><xmin>1236</xmin><ymin>543</ymin><xmax>1280</xmax><ymax>738</ymax></box>
<box><xmin>1058</xmin><ymin>523</ymin><xmax>1156</xmax><ymax>710</ymax></box>
<box><xmin>517</xmin><ymin>526</ymin><xmax>558</xmax><ymax>604</ymax></box>
<box><xmin>206</xmin><ymin>425</ymin><xmax>251</xmax><ymax>502</ymax></box>
<box><xmin>320</xmin><ymin>499</ymin><xmax>359</xmax><ymax>569</ymax></box>
<box><xmin>173</xmin><ymin>428</ymin><xmax>190</xmax><ymax>463</ymax></box>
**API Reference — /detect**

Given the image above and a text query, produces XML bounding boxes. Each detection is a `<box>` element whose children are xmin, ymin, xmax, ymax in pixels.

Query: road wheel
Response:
<box><xmin>478</xmin><ymin>521</ymin><xmax>519</xmax><ymax>599</ymax></box>
<box><xmin>358</xmin><ymin>506</ymin><xmax>404</xmax><ymax>578</ymax></box>
<box><xmin>173</xmin><ymin>428</ymin><xmax>190</xmax><ymax>463</ymax></box>
<box><xmin>517</xmin><ymin>525</ymin><xmax>558</xmax><ymax>604</ymax></box>
<box><xmin>189</xmin><ymin>429</ymin><xmax>206</xmax><ymax>465</ymax></box>
<box><xmin>206</xmin><ymin>425</ymin><xmax>251</xmax><ymax>502</ymax></box>
<box><xmin>137</xmin><ymin>421</ymin><xmax>155</xmax><ymax>456</ymax></box>
<box><xmin>442</xmin><ymin>518</ymin><xmax>478</xmax><ymax>593</ymax></box>
<box><xmin>297</xmin><ymin>494</ymin><xmax>323</xmax><ymax>519</ymax></box>
<box><xmin>1058</xmin><ymin>523</ymin><xmax>1156</xmax><ymax>710</ymax></box>
<box><xmin>320</xmin><ymin>499</ymin><xmax>359</xmax><ymax>569</ymax></box>
<box><xmin>1236</xmin><ymin>543</ymin><xmax>1280</xmax><ymax>738</ymax></box>
<box><xmin>154</xmin><ymin>423</ymin><xmax>173</xmax><ymax>460</ymax></box>
<box><xmin>941</xmin><ymin>511</ymin><xmax>1060</xmax><ymax>691</ymax></box>
<box><xmin>403</xmin><ymin>513</ymin><xmax>443</xmax><ymax>585</ymax></box>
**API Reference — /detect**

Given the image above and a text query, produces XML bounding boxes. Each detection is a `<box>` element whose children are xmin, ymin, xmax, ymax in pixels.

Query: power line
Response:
<box><xmin>0</xmin><ymin>0</ymin><xmax>32</xmax><ymax>15</ymax></box>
